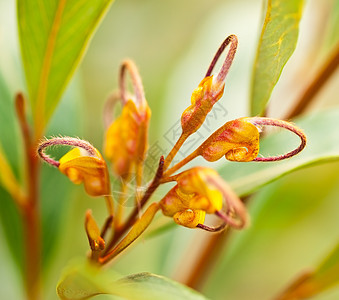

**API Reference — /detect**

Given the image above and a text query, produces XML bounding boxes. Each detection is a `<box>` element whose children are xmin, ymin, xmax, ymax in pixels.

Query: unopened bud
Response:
<box><xmin>59</xmin><ymin>147</ymin><xmax>110</xmax><ymax>197</ymax></box>
<box><xmin>181</xmin><ymin>35</ymin><xmax>238</xmax><ymax>137</ymax></box>
<box><xmin>85</xmin><ymin>210</ymin><xmax>105</xmax><ymax>251</ymax></box>
<box><xmin>38</xmin><ymin>137</ymin><xmax>111</xmax><ymax>197</ymax></box>
<box><xmin>197</xmin><ymin>118</ymin><xmax>260</xmax><ymax>162</ymax></box>
<box><xmin>173</xmin><ymin>209</ymin><xmax>206</xmax><ymax>228</ymax></box>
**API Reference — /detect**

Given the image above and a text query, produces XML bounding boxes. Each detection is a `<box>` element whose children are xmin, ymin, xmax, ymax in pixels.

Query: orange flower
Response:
<box><xmin>104</xmin><ymin>60</ymin><xmax>151</xmax><ymax>180</ymax></box>
<box><xmin>181</xmin><ymin>75</ymin><xmax>225</xmax><ymax>136</ymax></box>
<box><xmin>38</xmin><ymin>137</ymin><xmax>111</xmax><ymax>197</ymax></box>
<box><xmin>104</xmin><ymin>99</ymin><xmax>150</xmax><ymax>178</ymax></box>
<box><xmin>197</xmin><ymin>117</ymin><xmax>260</xmax><ymax>162</ymax></box>
<box><xmin>160</xmin><ymin>167</ymin><xmax>248</xmax><ymax>229</ymax></box>
<box><xmin>181</xmin><ymin>35</ymin><xmax>238</xmax><ymax>137</ymax></box>
<box><xmin>59</xmin><ymin>147</ymin><xmax>110</xmax><ymax>197</ymax></box>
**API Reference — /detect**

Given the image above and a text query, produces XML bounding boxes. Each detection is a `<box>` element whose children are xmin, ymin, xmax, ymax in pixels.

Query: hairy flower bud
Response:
<box><xmin>180</xmin><ymin>35</ymin><xmax>238</xmax><ymax>137</ymax></box>
<box><xmin>104</xmin><ymin>60</ymin><xmax>151</xmax><ymax>180</ymax></box>
<box><xmin>159</xmin><ymin>167</ymin><xmax>247</xmax><ymax>229</ymax></box>
<box><xmin>181</xmin><ymin>76</ymin><xmax>224</xmax><ymax>136</ymax></box>
<box><xmin>197</xmin><ymin>117</ymin><xmax>260</xmax><ymax>162</ymax></box>
<box><xmin>176</xmin><ymin>167</ymin><xmax>223</xmax><ymax>213</ymax></box>
<box><xmin>104</xmin><ymin>99</ymin><xmax>151</xmax><ymax>178</ymax></box>
<box><xmin>59</xmin><ymin>147</ymin><xmax>110</xmax><ymax>197</ymax></box>
<box><xmin>38</xmin><ymin>137</ymin><xmax>111</xmax><ymax>198</ymax></box>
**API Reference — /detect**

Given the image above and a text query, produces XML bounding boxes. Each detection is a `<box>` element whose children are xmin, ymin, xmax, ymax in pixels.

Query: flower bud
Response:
<box><xmin>159</xmin><ymin>186</ymin><xmax>187</xmax><ymax>217</ymax></box>
<box><xmin>159</xmin><ymin>167</ymin><xmax>229</xmax><ymax>228</ymax></box>
<box><xmin>104</xmin><ymin>99</ymin><xmax>151</xmax><ymax>178</ymax></box>
<box><xmin>180</xmin><ymin>35</ymin><xmax>238</xmax><ymax>137</ymax></box>
<box><xmin>173</xmin><ymin>210</ymin><xmax>206</xmax><ymax>228</ymax></box>
<box><xmin>59</xmin><ymin>147</ymin><xmax>110</xmax><ymax>197</ymax></box>
<box><xmin>181</xmin><ymin>76</ymin><xmax>224</xmax><ymax>136</ymax></box>
<box><xmin>197</xmin><ymin>117</ymin><xmax>260</xmax><ymax>162</ymax></box>
<box><xmin>176</xmin><ymin>167</ymin><xmax>223</xmax><ymax>213</ymax></box>
<box><xmin>160</xmin><ymin>167</ymin><xmax>249</xmax><ymax>229</ymax></box>
<box><xmin>104</xmin><ymin>60</ymin><xmax>151</xmax><ymax>180</ymax></box>
<box><xmin>85</xmin><ymin>210</ymin><xmax>105</xmax><ymax>251</ymax></box>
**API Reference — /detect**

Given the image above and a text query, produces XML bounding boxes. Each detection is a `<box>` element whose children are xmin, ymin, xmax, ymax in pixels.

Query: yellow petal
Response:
<box><xmin>159</xmin><ymin>186</ymin><xmax>188</xmax><ymax>217</ymax></box>
<box><xmin>181</xmin><ymin>76</ymin><xmax>224</xmax><ymax>136</ymax></box>
<box><xmin>104</xmin><ymin>99</ymin><xmax>151</xmax><ymax>178</ymax></box>
<box><xmin>177</xmin><ymin>167</ymin><xmax>223</xmax><ymax>213</ymax></box>
<box><xmin>85</xmin><ymin>210</ymin><xmax>105</xmax><ymax>251</ymax></box>
<box><xmin>173</xmin><ymin>209</ymin><xmax>206</xmax><ymax>228</ymax></box>
<box><xmin>197</xmin><ymin>117</ymin><xmax>260</xmax><ymax>162</ymax></box>
<box><xmin>0</xmin><ymin>145</ymin><xmax>26</xmax><ymax>205</ymax></box>
<box><xmin>59</xmin><ymin>148</ymin><xmax>110</xmax><ymax>197</ymax></box>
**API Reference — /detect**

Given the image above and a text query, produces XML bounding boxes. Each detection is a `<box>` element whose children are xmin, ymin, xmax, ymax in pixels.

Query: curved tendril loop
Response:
<box><xmin>119</xmin><ymin>59</ymin><xmax>146</xmax><ymax>107</ymax></box>
<box><xmin>205</xmin><ymin>34</ymin><xmax>238</xmax><ymax>83</ymax></box>
<box><xmin>103</xmin><ymin>91</ymin><xmax>121</xmax><ymax>129</ymax></box>
<box><xmin>37</xmin><ymin>137</ymin><xmax>97</xmax><ymax>167</ymax></box>
<box><xmin>197</xmin><ymin>223</ymin><xmax>227</xmax><ymax>232</ymax></box>
<box><xmin>249</xmin><ymin>117</ymin><xmax>307</xmax><ymax>162</ymax></box>
<box><xmin>103</xmin><ymin>91</ymin><xmax>135</xmax><ymax>130</ymax></box>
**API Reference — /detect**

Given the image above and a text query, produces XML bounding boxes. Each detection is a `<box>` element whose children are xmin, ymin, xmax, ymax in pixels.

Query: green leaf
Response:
<box><xmin>115</xmin><ymin>272</ymin><xmax>208</xmax><ymax>300</ymax></box>
<box><xmin>219</xmin><ymin>108</ymin><xmax>339</xmax><ymax>196</ymax></box>
<box><xmin>250</xmin><ymin>0</ymin><xmax>304</xmax><ymax>116</ymax></box>
<box><xmin>0</xmin><ymin>74</ymin><xmax>24</xmax><ymax>275</ymax></box>
<box><xmin>17</xmin><ymin>0</ymin><xmax>114</xmax><ymax>130</ymax></box>
<box><xmin>57</xmin><ymin>261</ymin><xmax>208</xmax><ymax>300</ymax></box>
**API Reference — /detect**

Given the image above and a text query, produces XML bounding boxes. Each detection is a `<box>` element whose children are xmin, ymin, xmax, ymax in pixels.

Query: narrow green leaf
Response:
<box><xmin>219</xmin><ymin>108</ymin><xmax>339</xmax><ymax>196</ymax></box>
<box><xmin>0</xmin><ymin>74</ymin><xmax>24</xmax><ymax>276</ymax></box>
<box><xmin>17</xmin><ymin>0</ymin><xmax>114</xmax><ymax>130</ymax></box>
<box><xmin>276</xmin><ymin>242</ymin><xmax>339</xmax><ymax>299</ymax></box>
<box><xmin>250</xmin><ymin>0</ymin><xmax>304</xmax><ymax>116</ymax></box>
<box><xmin>57</xmin><ymin>261</ymin><xmax>208</xmax><ymax>300</ymax></box>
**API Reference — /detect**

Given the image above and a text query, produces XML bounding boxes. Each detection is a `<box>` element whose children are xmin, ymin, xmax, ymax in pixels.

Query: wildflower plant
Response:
<box><xmin>35</xmin><ymin>32</ymin><xmax>309</xmax><ymax>292</ymax></box>
<box><xmin>1</xmin><ymin>1</ymin><xmax>339</xmax><ymax>299</ymax></box>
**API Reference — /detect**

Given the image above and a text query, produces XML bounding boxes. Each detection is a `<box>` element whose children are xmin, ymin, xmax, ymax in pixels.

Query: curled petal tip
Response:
<box><xmin>38</xmin><ymin>137</ymin><xmax>110</xmax><ymax>197</ymax></box>
<box><xmin>247</xmin><ymin>117</ymin><xmax>307</xmax><ymax>161</ymax></box>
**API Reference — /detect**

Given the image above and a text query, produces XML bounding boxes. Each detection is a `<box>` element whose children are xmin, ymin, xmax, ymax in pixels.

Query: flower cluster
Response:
<box><xmin>37</xmin><ymin>35</ymin><xmax>306</xmax><ymax>265</ymax></box>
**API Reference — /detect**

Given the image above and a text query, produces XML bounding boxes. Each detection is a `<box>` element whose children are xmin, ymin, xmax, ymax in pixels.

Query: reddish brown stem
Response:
<box><xmin>183</xmin><ymin>196</ymin><xmax>250</xmax><ymax>290</ymax></box>
<box><xmin>16</xmin><ymin>93</ymin><xmax>41</xmax><ymax>300</ymax></box>
<box><xmin>196</xmin><ymin>223</ymin><xmax>227</xmax><ymax>232</ymax></box>
<box><xmin>205</xmin><ymin>34</ymin><xmax>238</xmax><ymax>82</ymax></box>
<box><xmin>120</xmin><ymin>59</ymin><xmax>146</xmax><ymax>107</ymax></box>
<box><xmin>286</xmin><ymin>41</ymin><xmax>339</xmax><ymax>119</ymax></box>
<box><xmin>184</xmin><ymin>229</ymin><xmax>230</xmax><ymax>289</ymax></box>
<box><xmin>103</xmin><ymin>156</ymin><xmax>164</xmax><ymax>254</ymax></box>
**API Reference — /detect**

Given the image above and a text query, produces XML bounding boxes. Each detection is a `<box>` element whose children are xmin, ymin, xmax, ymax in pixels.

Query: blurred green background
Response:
<box><xmin>0</xmin><ymin>0</ymin><xmax>339</xmax><ymax>299</ymax></box>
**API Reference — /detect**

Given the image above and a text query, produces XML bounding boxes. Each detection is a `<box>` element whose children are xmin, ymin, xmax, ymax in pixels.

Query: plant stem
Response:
<box><xmin>23</xmin><ymin>144</ymin><xmax>41</xmax><ymax>300</ymax></box>
<box><xmin>163</xmin><ymin>133</ymin><xmax>189</xmax><ymax>171</ymax></box>
<box><xmin>103</xmin><ymin>156</ymin><xmax>164</xmax><ymax>254</ymax></box>
<box><xmin>182</xmin><ymin>196</ymin><xmax>250</xmax><ymax>290</ymax></box>
<box><xmin>163</xmin><ymin>149</ymin><xmax>198</xmax><ymax>178</ymax></box>
<box><xmin>183</xmin><ymin>229</ymin><xmax>230</xmax><ymax>289</ymax></box>
<box><xmin>16</xmin><ymin>93</ymin><xmax>41</xmax><ymax>300</ymax></box>
<box><xmin>286</xmin><ymin>41</ymin><xmax>339</xmax><ymax>119</ymax></box>
<box><xmin>104</xmin><ymin>194</ymin><xmax>114</xmax><ymax>218</ymax></box>
<box><xmin>115</xmin><ymin>181</ymin><xmax>128</xmax><ymax>229</ymax></box>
